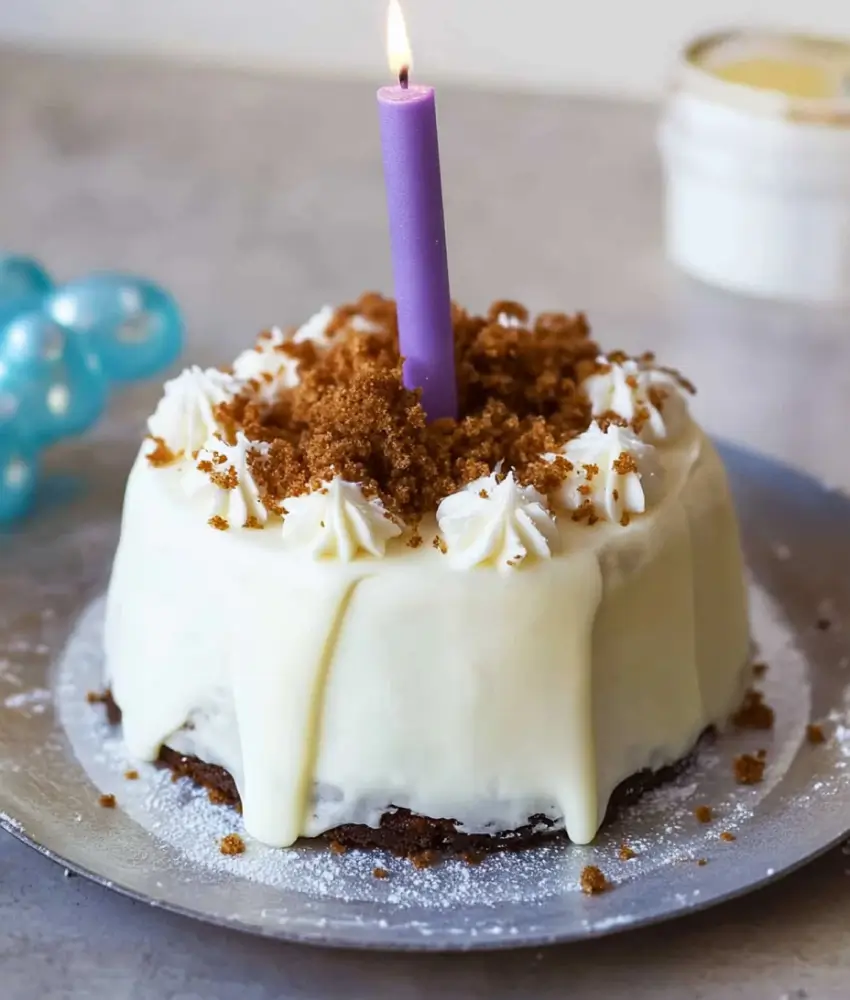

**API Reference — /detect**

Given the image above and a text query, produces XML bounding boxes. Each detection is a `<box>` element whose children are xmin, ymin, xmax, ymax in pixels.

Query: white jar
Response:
<box><xmin>659</xmin><ymin>31</ymin><xmax>850</xmax><ymax>304</ymax></box>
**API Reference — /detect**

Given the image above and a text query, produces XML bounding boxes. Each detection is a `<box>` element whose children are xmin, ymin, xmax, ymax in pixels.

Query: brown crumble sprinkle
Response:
<box><xmin>208</xmin><ymin>515</ymin><xmax>230</xmax><ymax>531</ymax></box>
<box><xmin>85</xmin><ymin>690</ymin><xmax>108</xmax><ymax>705</ymax></box>
<box><xmin>432</xmin><ymin>535</ymin><xmax>448</xmax><ymax>554</ymax></box>
<box><xmin>123</xmin><ymin>770</ymin><xmax>139</xmax><ymax>781</ymax></box>
<box><xmin>719</xmin><ymin>831</ymin><xmax>736</xmax><ymax>842</ymax></box>
<box><xmin>694</xmin><ymin>805</ymin><xmax>713</xmax><ymax>823</ymax></box>
<box><xmin>373</xmin><ymin>867</ymin><xmax>390</xmax><ymax>880</ymax></box>
<box><xmin>756</xmin><ymin>748</ymin><xmax>767</xmax><ymax>760</ymax></box>
<box><xmin>807</xmin><ymin>723</ymin><xmax>826</xmax><ymax>745</ymax></box>
<box><xmin>478</xmin><ymin>489</ymin><xmax>489</xmax><ymax>498</ymax></box>
<box><xmin>583</xmin><ymin>463</ymin><xmax>599</xmax><ymax>481</ymax></box>
<box><xmin>752</xmin><ymin>662</ymin><xmax>768</xmax><ymax>677</ymax></box>
<box><xmin>329</xmin><ymin>840</ymin><xmax>347</xmax><ymax>856</ymax></box>
<box><xmin>580</xmin><ymin>865</ymin><xmax>610</xmax><ymax>894</ymax></box>
<box><xmin>618</xmin><ymin>844</ymin><xmax>636</xmax><ymax>861</ymax></box>
<box><xmin>732</xmin><ymin>689</ymin><xmax>775</xmax><ymax>730</ymax></box>
<box><xmin>244</xmin><ymin>515</ymin><xmax>263</xmax><ymax>529</ymax></box>
<box><xmin>411</xmin><ymin>850</ymin><xmax>438</xmax><ymax>870</ymax></box>
<box><xmin>612</xmin><ymin>488</ymin><xmax>619</xmax><ymax>501</ymax></box>
<box><xmin>98</xmin><ymin>794</ymin><xmax>116</xmax><ymax>809</ymax></box>
<box><xmin>407</xmin><ymin>531</ymin><xmax>424</xmax><ymax>549</ymax></box>
<box><xmin>816</xmin><ymin>617</ymin><xmax>832</xmax><ymax>631</ymax></box>
<box><xmin>146</xmin><ymin>436</ymin><xmax>178</xmax><ymax>467</ymax></box>
<box><xmin>734</xmin><ymin>753</ymin><xmax>766</xmax><ymax>785</ymax></box>
<box><xmin>220</xmin><ymin>834</ymin><xmax>246</xmax><ymax>856</ymax></box>
<box><xmin>612</xmin><ymin>452</ymin><xmax>638</xmax><ymax>476</ymax></box>
<box><xmin>207</xmin><ymin>787</ymin><xmax>231</xmax><ymax>806</ymax></box>
<box><xmin>620</xmin><ymin>512</ymin><xmax>631</xmax><ymax>527</ymax></box>
<box><xmin>697</xmin><ymin>858</ymin><xmax>708</xmax><ymax>866</ymax></box>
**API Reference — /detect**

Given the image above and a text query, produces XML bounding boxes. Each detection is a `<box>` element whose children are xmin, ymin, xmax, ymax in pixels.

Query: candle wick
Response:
<box><xmin>399</xmin><ymin>65</ymin><xmax>409</xmax><ymax>89</ymax></box>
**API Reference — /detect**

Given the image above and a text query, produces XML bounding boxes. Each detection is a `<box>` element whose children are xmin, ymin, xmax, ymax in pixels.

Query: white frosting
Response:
<box><xmin>232</xmin><ymin>307</ymin><xmax>381</xmax><ymax>399</ymax></box>
<box><xmin>147</xmin><ymin>366</ymin><xmax>234</xmax><ymax>458</ymax></box>
<box><xmin>184</xmin><ymin>432</ymin><xmax>271</xmax><ymax>528</ymax></box>
<box><xmin>281</xmin><ymin>478</ymin><xmax>402</xmax><ymax>561</ymax></box>
<box><xmin>550</xmin><ymin>422</ymin><xmax>662</xmax><ymax>523</ymax></box>
<box><xmin>582</xmin><ymin>357</ymin><xmax>689</xmax><ymax>443</ymax></box>
<box><xmin>104</xmin><ymin>421</ymin><xmax>749</xmax><ymax>848</ymax></box>
<box><xmin>232</xmin><ymin>326</ymin><xmax>300</xmax><ymax>397</ymax></box>
<box><xmin>436</xmin><ymin>471</ymin><xmax>558</xmax><ymax>571</ymax></box>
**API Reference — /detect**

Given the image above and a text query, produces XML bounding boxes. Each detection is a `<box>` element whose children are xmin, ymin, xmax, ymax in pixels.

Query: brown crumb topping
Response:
<box><xmin>697</xmin><ymin>858</ymin><xmax>708</xmax><ymax>866</ymax></box>
<box><xmin>98</xmin><ymin>794</ymin><xmax>116</xmax><ymax>809</ymax></box>
<box><xmin>734</xmin><ymin>753</ymin><xmax>766</xmax><ymax>785</ymax></box>
<box><xmin>146</xmin><ymin>436</ymin><xmax>178</xmax><ymax>467</ymax></box>
<box><xmin>373</xmin><ymin>867</ymin><xmax>389</xmax><ymax>880</ymax></box>
<box><xmin>411</xmin><ymin>850</ymin><xmax>438</xmax><ymax>870</ymax></box>
<box><xmin>719</xmin><ymin>831</ymin><xmax>736</xmax><ymax>842</ymax></box>
<box><xmin>732</xmin><ymin>689</ymin><xmax>775</xmax><ymax>730</ymax></box>
<box><xmin>123</xmin><ymin>770</ymin><xmax>139</xmax><ymax>781</ymax></box>
<box><xmin>208</xmin><ymin>515</ymin><xmax>229</xmax><ymax>531</ymax></box>
<box><xmin>694</xmin><ymin>805</ymin><xmax>713</xmax><ymax>823</ymax></box>
<box><xmin>220</xmin><ymin>833</ymin><xmax>246</xmax><ymax>856</ymax></box>
<box><xmin>806</xmin><ymin>723</ymin><xmax>826</xmax><ymax>745</ymax></box>
<box><xmin>816</xmin><ymin>617</ymin><xmax>832</xmax><ymax>631</ymax></box>
<box><xmin>752</xmin><ymin>662</ymin><xmax>768</xmax><ymax>677</ymax></box>
<box><xmin>204</xmin><ymin>295</ymin><xmax>689</xmax><ymax>523</ymax></box>
<box><xmin>329</xmin><ymin>840</ymin><xmax>347</xmax><ymax>856</ymax></box>
<box><xmin>618</xmin><ymin>844</ymin><xmax>636</xmax><ymax>861</ymax></box>
<box><xmin>85</xmin><ymin>690</ymin><xmax>108</xmax><ymax>705</ymax></box>
<box><xmin>207</xmin><ymin>787</ymin><xmax>231</xmax><ymax>806</ymax></box>
<box><xmin>580</xmin><ymin>865</ymin><xmax>610</xmax><ymax>894</ymax></box>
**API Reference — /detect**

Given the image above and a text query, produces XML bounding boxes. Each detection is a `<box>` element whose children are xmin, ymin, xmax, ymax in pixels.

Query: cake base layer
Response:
<box><xmin>102</xmin><ymin>692</ymin><xmax>704</xmax><ymax>857</ymax></box>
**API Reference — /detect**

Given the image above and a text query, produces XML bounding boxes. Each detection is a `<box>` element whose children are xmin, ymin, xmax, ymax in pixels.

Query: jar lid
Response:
<box><xmin>676</xmin><ymin>30</ymin><xmax>850</xmax><ymax>126</ymax></box>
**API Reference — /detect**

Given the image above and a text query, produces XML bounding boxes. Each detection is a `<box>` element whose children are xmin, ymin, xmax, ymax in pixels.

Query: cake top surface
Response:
<box><xmin>144</xmin><ymin>294</ymin><xmax>695</xmax><ymax>559</ymax></box>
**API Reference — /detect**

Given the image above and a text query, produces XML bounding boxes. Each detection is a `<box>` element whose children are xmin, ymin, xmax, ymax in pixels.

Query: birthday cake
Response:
<box><xmin>102</xmin><ymin>294</ymin><xmax>750</xmax><ymax>854</ymax></box>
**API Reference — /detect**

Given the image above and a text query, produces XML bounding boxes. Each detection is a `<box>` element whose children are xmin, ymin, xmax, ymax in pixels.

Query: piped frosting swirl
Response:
<box><xmin>548</xmin><ymin>422</ymin><xmax>662</xmax><ymax>525</ymax></box>
<box><xmin>436</xmin><ymin>470</ymin><xmax>559</xmax><ymax>571</ymax></box>
<box><xmin>147</xmin><ymin>366</ymin><xmax>235</xmax><ymax>459</ymax></box>
<box><xmin>280</xmin><ymin>477</ymin><xmax>402</xmax><ymax>561</ymax></box>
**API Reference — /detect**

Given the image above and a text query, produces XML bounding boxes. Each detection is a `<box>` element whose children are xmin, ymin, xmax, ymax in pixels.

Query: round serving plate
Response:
<box><xmin>1</xmin><ymin>437</ymin><xmax>849</xmax><ymax>951</ymax></box>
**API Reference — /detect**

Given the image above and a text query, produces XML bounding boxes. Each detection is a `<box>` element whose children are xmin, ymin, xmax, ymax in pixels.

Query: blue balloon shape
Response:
<box><xmin>0</xmin><ymin>254</ymin><xmax>54</xmax><ymax>330</ymax></box>
<box><xmin>0</xmin><ymin>311</ymin><xmax>108</xmax><ymax>448</ymax></box>
<box><xmin>0</xmin><ymin>254</ymin><xmax>53</xmax><ymax>303</ymax></box>
<box><xmin>47</xmin><ymin>274</ymin><xmax>183</xmax><ymax>382</ymax></box>
<box><xmin>0</xmin><ymin>439</ymin><xmax>39</xmax><ymax>525</ymax></box>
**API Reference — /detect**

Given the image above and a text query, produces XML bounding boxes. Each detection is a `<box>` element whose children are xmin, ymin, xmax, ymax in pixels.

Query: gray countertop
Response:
<box><xmin>1</xmin><ymin>49</ymin><xmax>849</xmax><ymax>999</ymax></box>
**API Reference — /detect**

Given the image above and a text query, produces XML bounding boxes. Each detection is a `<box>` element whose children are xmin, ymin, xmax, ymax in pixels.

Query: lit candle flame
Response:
<box><xmin>387</xmin><ymin>0</ymin><xmax>413</xmax><ymax>83</ymax></box>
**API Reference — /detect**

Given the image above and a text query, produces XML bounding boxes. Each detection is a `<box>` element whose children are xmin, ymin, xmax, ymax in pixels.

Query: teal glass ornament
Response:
<box><xmin>0</xmin><ymin>254</ymin><xmax>54</xmax><ymax>329</ymax></box>
<box><xmin>0</xmin><ymin>311</ymin><xmax>109</xmax><ymax>448</ymax></box>
<box><xmin>47</xmin><ymin>274</ymin><xmax>183</xmax><ymax>382</ymax></box>
<box><xmin>0</xmin><ymin>254</ymin><xmax>53</xmax><ymax>303</ymax></box>
<box><xmin>0</xmin><ymin>257</ymin><xmax>184</xmax><ymax>525</ymax></box>
<box><xmin>0</xmin><ymin>442</ymin><xmax>39</xmax><ymax>525</ymax></box>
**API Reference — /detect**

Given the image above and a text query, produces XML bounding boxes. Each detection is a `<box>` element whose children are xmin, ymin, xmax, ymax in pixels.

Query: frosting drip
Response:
<box><xmin>185</xmin><ymin>432</ymin><xmax>271</xmax><ymax>528</ymax></box>
<box><xmin>436</xmin><ymin>471</ymin><xmax>559</xmax><ymax>571</ymax></box>
<box><xmin>550</xmin><ymin>422</ymin><xmax>662</xmax><ymax>524</ymax></box>
<box><xmin>281</xmin><ymin>478</ymin><xmax>402</xmax><ymax>560</ymax></box>
<box><xmin>582</xmin><ymin>357</ymin><xmax>689</xmax><ymax>443</ymax></box>
<box><xmin>147</xmin><ymin>366</ymin><xmax>234</xmax><ymax>458</ymax></box>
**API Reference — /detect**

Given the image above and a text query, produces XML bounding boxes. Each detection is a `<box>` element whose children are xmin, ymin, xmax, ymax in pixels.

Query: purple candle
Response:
<box><xmin>378</xmin><ymin>0</ymin><xmax>457</xmax><ymax>421</ymax></box>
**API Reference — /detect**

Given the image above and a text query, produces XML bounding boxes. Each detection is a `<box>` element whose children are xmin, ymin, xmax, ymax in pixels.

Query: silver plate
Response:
<box><xmin>1</xmin><ymin>440</ymin><xmax>849</xmax><ymax>951</ymax></box>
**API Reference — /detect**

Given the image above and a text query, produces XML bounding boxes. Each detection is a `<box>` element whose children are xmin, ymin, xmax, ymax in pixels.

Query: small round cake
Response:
<box><xmin>103</xmin><ymin>295</ymin><xmax>749</xmax><ymax>853</ymax></box>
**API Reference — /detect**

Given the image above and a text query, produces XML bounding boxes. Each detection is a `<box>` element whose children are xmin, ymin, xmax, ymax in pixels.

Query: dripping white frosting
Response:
<box><xmin>437</xmin><ymin>470</ymin><xmax>559</xmax><ymax>571</ymax></box>
<box><xmin>147</xmin><ymin>366</ymin><xmax>235</xmax><ymax>458</ymax></box>
<box><xmin>548</xmin><ymin>421</ymin><xmax>662</xmax><ymax>523</ymax></box>
<box><xmin>184</xmin><ymin>432</ymin><xmax>271</xmax><ymax>528</ymax></box>
<box><xmin>280</xmin><ymin>477</ymin><xmax>402</xmax><ymax>560</ymax></box>
<box><xmin>581</xmin><ymin>356</ymin><xmax>690</xmax><ymax>443</ymax></box>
